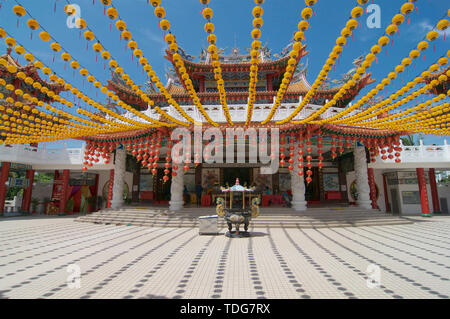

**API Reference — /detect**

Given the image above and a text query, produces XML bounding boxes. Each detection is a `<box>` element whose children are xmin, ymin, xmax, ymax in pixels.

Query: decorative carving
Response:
<box><xmin>216</xmin><ymin>197</ymin><xmax>225</xmax><ymax>217</ymax></box>
<box><xmin>354</xmin><ymin>146</ymin><xmax>372</xmax><ymax>209</ymax></box>
<box><xmin>111</xmin><ymin>148</ymin><xmax>126</xmax><ymax>209</ymax></box>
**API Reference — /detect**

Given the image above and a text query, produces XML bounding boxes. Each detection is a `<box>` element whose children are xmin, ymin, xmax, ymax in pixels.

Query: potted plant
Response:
<box><xmin>31</xmin><ymin>198</ymin><xmax>39</xmax><ymax>215</ymax></box>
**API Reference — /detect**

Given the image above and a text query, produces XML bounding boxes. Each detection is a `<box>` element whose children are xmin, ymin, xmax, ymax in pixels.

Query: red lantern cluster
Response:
<box><xmin>317</xmin><ymin>130</ymin><xmax>323</xmax><ymax>170</ymax></box>
<box><xmin>288</xmin><ymin>132</ymin><xmax>295</xmax><ymax>171</ymax></box>
<box><xmin>305</xmin><ymin>130</ymin><xmax>313</xmax><ymax>184</ymax></box>
<box><xmin>297</xmin><ymin>131</ymin><xmax>304</xmax><ymax>177</ymax></box>
<box><xmin>279</xmin><ymin>134</ymin><xmax>286</xmax><ymax>167</ymax></box>
<box><xmin>83</xmin><ymin>141</ymin><xmax>113</xmax><ymax>171</ymax></box>
<box><xmin>330</xmin><ymin>134</ymin><xmax>337</xmax><ymax>159</ymax></box>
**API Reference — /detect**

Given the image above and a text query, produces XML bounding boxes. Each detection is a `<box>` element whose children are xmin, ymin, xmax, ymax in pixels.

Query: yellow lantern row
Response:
<box><xmin>350</xmin><ymin>61</ymin><xmax>449</xmax><ymax>126</ymax></box>
<box><xmin>245</xmin><ymin>0</ymin><xmax>265</xmax><ymax>125</ymax></box>
<box><xmin>329</xmin><ymin>26</ymin><xmax>449</xmax><ymax>125</ymax></box>
<box><xmin>91</xmin><ymin>0</ymin><xmax>192</xmax><ymax>126</ymax></box>
<box><xmin>296</xmin><ymin>0</ymin><xmax>419</xmax><ymax>125</ymax></box>
<box><xmin>201</xmin><ymin>2</ymin><xmax>233</xmax><ymax>126</ymax></box>
<box><xmin>151</xmin><ymin>0</ymin><xmax>218</xmax><ymax>126</ymax></box>
<box><xmin>261</xmin><ymin>0</ymin><xmax>317</xmax><ymax>124</ymax></box>
<box><xmin>315</xmin><ymin>16</ymin><xmax>446</xmax><ymax>124</ymax></box>
<box><xmin>279</xmin><ymin>0</ymin><xmax>367</xmax><ymax>125</ymax></box>
<box><xmin>10</xmin><ymin>2</ymin><xmax>173</xmax><ymax>129</ymax></box>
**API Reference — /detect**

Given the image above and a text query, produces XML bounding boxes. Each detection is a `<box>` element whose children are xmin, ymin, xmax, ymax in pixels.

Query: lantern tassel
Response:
<box><xmin>54</xmin><ymin>1</ymin><xmax>56</xmax><ymax>13</ymax></box>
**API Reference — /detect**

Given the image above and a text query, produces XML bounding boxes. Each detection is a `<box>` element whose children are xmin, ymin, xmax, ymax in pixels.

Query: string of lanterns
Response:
<box><xmin>328</xmin><ymin>21</ymin><xmax>448</xmax><ymax>125</ymax></box>
<box><xmin>297</xmin><ymin>0</ymin><xmax>418</xmax><ymax>125</ymax></box>
<box><xmin>150</xmin><ymin>0</ymin><xmax>218</xmax><ymax>126</ymax></box>
<box><xmin>261</xmin><ymin>0</ymin><xmax>315</xmax><ymax>124</ymax></box>
<box><xmin>278</xmin><ymin>0</ymin><xmax>368</xmax><ymax>125</ymax></box>
<box><xmin>14</xmin><ymin>1</ymin><xmax>173</xmax><ymax>129</ymax></box>
<box><xmin>65</xmin><ymin>0</ymin><xmax>191</xmax><ymax>127</ymax></box>
<box><xmin>200</xmin><ymin>0</ymin><xmax>233</xmax><ymax>126</ymax></box>
<box><xmin>245</xmin><ymin>0</ymin><xmax>265</xmax><ymax>125</ymax></box>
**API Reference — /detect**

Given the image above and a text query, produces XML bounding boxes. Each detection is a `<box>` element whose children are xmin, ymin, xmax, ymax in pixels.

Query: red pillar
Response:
<box><xmin>107</xmin><ymin>169</ymin><xmax>114</xmax><ymax>208</ymax></box>
<box><xmin>368</xmin><ymin>168</ymin><xmax>378</xmax><ymax>209</ymax></box>
<box><xmin>0</xmin><ymin>162</ymin><xmax>11</xmax><ymax>215</ymax></box>
<box><xmin>382</xmin><ymin>174</ymin><xmax>391</xmax><ymax>212</ymax></box>
<box><xmin>22</xmin><ymin>169</ymin><xmax>35</xmax><ymax>213</ymax></box>
<box><xmin>417</xmin><ymin>168</ymin><xmax>431</xmax><ymax>217</ymax></box>
<box><xmin>59</xmin><ymin>169</ymin><xmax>70</xmax><ymax>214</ymax></box>
<box><xmin>428</xmin><ymin>168</ymin><xmax>441</xmax><ymax>214</ymax></box>
<box><xmin>199</xmin><ymin>76</ymin><xmax>205</xmax><ymax>92</ymax></box>
<box><xmin>266</xmin><ymin>74</ymin><xmax>273</xmax><ymax>91</ymax></box>
<box><xmin>93</xmin><ymin>173</ymin><xmax>99</xmax><ymax>212</ymax></box>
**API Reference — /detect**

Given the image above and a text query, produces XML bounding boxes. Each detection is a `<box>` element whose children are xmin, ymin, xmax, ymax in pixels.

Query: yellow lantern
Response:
<box><xmin>84</xmin><ymin>30</ymin><xmax>95</xmax><ymax>41</ymax></box>
<box><xmin>298</xmin><ymin>20</ymin><xmax>309</xmax><ymax>31</ymax></box>
<box><xmin>409</xmin><ymin>49</ymin><xmax>420</xmax><ymax>59</ymax></box>
<box><xmin>75</xmin><ymin>18</ymin><xmax>87</xmax><ymax>29</ymax></box>
<box><xmin>39</xmin><ymin>31</ymin><xmax>51</xmax><ymax>42</ymax></box>
<box><xmin>109</xmin><ymin>59</ymin><xmax>118</xmax><ymax>68</ymax></box>
<box><xmin>128</xmin><ymin>40</ymin><xmax>137</xmax><ymax>50</ymax></box>
<box><xmin>417</xmin><ymin>41</ymin><xmax>428</xmax><ymax>51</ymax></box>
<box><xmin>392</xmin><ymin>14</ymin><xmax>405</xmax><ymax>26</ymax></box>
<box><xmin>251</xmin><ymin>28</ymin><xmax>261</xmax><ymax>39</ymax></box>
<box><xmin>64</xmin><ymin>5</ymin><xmax>77</xmax><ymax>16</ymax></box>
<box><xmin>426</xmin><ymin>30</ymin><xmax>439</xmax><ymax>41</ymax></box>
<box><xmin>437</xmin><ymin>19</ymin><xmax>449</xmax><ymax>31</ymax></box>
<box><xmin>27</xmin><ymin>19</ymin><xmax>39</xmax><ymax>30</ymax></box>
<box><xmin>116</xmin><ymin>20</ymin><xmax>127</xmax><ymax>31</ymax></box>
<box><xmin>50</xmin><ymin>42</ymin><xmax>61</xmax><ymax>52</ymax></box>
<box><xmin>14</xmin><ymin>46</ymin><xmax>25</xmax><ymax>55</ymax></box>
<box><xmin>385</xmin><ymin>24</ymin><xmax>397</xmax><ymax>36</ymax></box>
<box><xmin>378</xmin><ymin>36</ymin><xmax>389</xmax><ymax>47</ymax></box>
<box><xmin>5</xmin><ymin>37</ymin><xmax>16</xmax><ymax>47</ymax></box>
<box><xmin>79</xmin><ymin>68</ymin><xmax>89</xmax><ymax>76</ymax></box>
<box><xmin>101</xmin><ymin>0</ymin><xmax>112</xmax><ymax>5</ymax></box>
<box><xmin>93</xmin><ymin>42</ymin><xmax>103</xmax><ymax>53</ymax></box>
<box><xmin>13</xmin><ymin>5</ymin><xmax>26</xmax><ymax>17</ymax></box>
<box><xmin>101</xmin><ymin>50</ymin><xmax>111</xmax><ymax>60</ymax></box>
<box><xmin>400</xmin><ymin>2</ymin><xmax>414</xmax><ymax>15</ymax></box>
<box><xmin>61</xmin><ymin>52</ymin><xmax>71</xmax><ymax>62</ymax></box>
<box><xmin>122</xmin><ymin>30</ymin><xmax>132</xmax><ymax>41</ymax></box>
<box><xmin>301</xmin><ymin>7</ymin><xmax>313</xmax><ymax>19</ymax></box>
<box><xmin>0</xmin><ymin>28</ymin><xmax>6</xmax><ymax>39</ymax></box>
<box><xmin>106</xmin><ymin>7</ymin><xmax>118</xmax><ymax>20</ymax></box>
<box><xmin>154</xmin><ymin>6</ymin><xmax>166</xmax><ymax>19</ymax></box>
<box><xmin>70</xmin><ymin>60</ymin><xmax>79</xmax><ymax>69</ymax></box>
<box><xmin>202</xmin><ymin>8</ymin><xmax>213</xmax><ymax>20</ymax></box>
<box><xmin>205</xmin><ymin>22</ymin><xmax>215</xmax><ymax>33</ymax></box>
<box><xmin>351</xmin><ymin>6</ymin><xmax>363</xmax><ymax>19</ymax></box>
<box><xmin>151</xmin><ymin>0</ymin><xmax>161</xmax><ymax>6</ymax></box>
<box><xmin>160</xmin><ymin>19</ymin><xmax>170</xmax><ymax>31</ymax></box>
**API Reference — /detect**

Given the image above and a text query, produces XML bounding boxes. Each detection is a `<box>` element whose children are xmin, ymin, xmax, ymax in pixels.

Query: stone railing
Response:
<box><xmin>0</xmin><ymin>144</ymin><xmax>92</xmax><ymax>166</ymax></box>
<box><xmin>375</xmin><ymin>140</ymin><xmax>450</xmax><ymax>164</ymax></box>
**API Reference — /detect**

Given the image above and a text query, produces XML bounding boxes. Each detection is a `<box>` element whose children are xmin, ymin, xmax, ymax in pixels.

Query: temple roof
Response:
<box><xmin>0</xmin><ymin>48</ymin><xmax>66</xmax><ymax>95</ymax></box>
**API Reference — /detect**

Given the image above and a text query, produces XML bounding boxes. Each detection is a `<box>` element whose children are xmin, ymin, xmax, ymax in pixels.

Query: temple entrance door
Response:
<box><xmin>154</xmin><ymin>169</ymin><xmax>171</xmax><ymax>202</ymax></box>
<box><xmin>304</xmin><ymin>167</ymin><xmax>320</xmax><ymax>201</ymax></box>
<box><xmin>223</xmin><ymin>168</ymin><xmax>251</xmax><ymax>187</ymax></box>
<box><xmin>390</xmin><ymin>189</ymin><xmax>400</xmax><ymax>215</ymax></box>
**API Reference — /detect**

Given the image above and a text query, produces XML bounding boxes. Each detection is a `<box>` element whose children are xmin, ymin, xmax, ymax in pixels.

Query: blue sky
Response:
<box><xmin>0</xmin><ymin>0</ymin><xmax>449</xmax><ymax>148</ymax></box>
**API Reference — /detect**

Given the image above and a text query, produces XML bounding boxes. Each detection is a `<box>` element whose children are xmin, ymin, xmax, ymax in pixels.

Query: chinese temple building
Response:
<box><xmin>0</xmin><ymin>0</ymin><xmax>449</xmax><ymax>218</ymax></box>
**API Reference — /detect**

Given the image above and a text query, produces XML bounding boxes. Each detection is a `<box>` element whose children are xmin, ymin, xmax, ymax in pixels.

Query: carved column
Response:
<box><xmin>169</xmin><ymin>165</ymin><xmax>185</xmax><ymax>211</ymax></box>
<box><xmin>111</xmin><ymin>148</ymin><xmax>126</xmax><ymax>209</ymax></box>
<box><xmin>353</xmin><ymin>146</ymin><xmax>372</xmax><ymax>209</ymax></box>
<box><xmin>290</xmin><ymin>144</ymin><xmax>307</xmax><ymax>211</ymax></box>
<box><xmin>0</xmin><ymin>162</ymin><xmax>11</xmax><ymax>215</ymax></box>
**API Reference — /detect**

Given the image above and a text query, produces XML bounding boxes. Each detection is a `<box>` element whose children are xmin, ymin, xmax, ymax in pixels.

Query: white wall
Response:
<box><xmin>97</xmin><ymin>170</ymin><xmax>133</xmax><ymax>204</ymax></box>
<box><xmin>437</xmin><ymin>184</ymin><xmax>450</xmax><ymax>213</ymax></box>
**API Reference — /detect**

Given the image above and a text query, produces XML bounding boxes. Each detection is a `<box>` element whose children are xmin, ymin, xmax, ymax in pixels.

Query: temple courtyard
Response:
<box><xmin>0</xmin><ymin>213</ymin><xmax>449</xmax><ymax>299</ymax></box>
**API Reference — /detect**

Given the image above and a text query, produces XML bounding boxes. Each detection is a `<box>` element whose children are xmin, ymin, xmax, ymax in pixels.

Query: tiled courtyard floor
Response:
<box><xmin>0</xmin><ymin>216</ymin><xmax>449</xmax><ymax>299</ymax></box>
